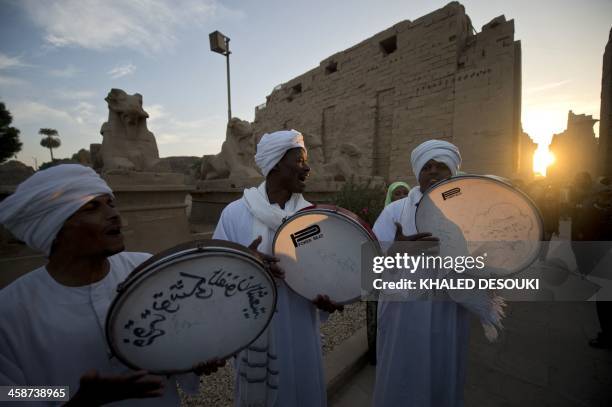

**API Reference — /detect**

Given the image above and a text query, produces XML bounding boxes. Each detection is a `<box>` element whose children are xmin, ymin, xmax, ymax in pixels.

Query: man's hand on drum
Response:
<box><xmin>392</xmin><ymin>222</ymin><xmax>440</xmax><ymax>255</ymax></box>
<box><xmin>313</xmin><ymin>294</ymin><xmax>344</xmax><ymax>314</ymax></box>
<box><xmin>193</xmin><ymin>358</ymin><xmax>226</xmax><ymax>376</ymax></box>
<box><xmin>249</xmin><ymin>236</ymin><xmax>285</xmax><ymax>279</ymax></box>
<box><xmin>66</xmin><ymin>369</ymin><xmax>165</xmax><ymax>406</ymax></box>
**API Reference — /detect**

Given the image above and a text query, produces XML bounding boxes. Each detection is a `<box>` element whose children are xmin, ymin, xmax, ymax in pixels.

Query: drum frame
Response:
<box><xmin>415</xmin><ymin>175</ymin><xmax>545</xmax><ymax>275</ymax></box>
<box><xmin>273</xmin><ymin>204</ymin><xmax>381</xmax><ymax>304</ymax></box>
<box><xmin>105</xmin><ymin>239</ymin><xmax>277</xmax><ymax>374</ymax></box>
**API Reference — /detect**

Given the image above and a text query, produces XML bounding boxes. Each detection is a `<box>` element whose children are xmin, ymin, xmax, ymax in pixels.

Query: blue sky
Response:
<box><xmin>0</xmin><ymin>0</ymin><xmax>611</xmax><ymax>170</ymax></box>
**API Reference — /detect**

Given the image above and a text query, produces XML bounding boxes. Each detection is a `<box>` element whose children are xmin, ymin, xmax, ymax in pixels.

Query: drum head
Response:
<box><xmin>273</xmin><ymin>205</ymin><xmax>380</xmax><ymax>304</ymax></box>
<box><xmin>415</xmin><ymin>176</ymin><xmax>543</xmax><ymax>276</ymax></box>
<box><xmin>106</xmin><ymin>240</ymin><xmax>276</xmax><ymax>374</ymax></box>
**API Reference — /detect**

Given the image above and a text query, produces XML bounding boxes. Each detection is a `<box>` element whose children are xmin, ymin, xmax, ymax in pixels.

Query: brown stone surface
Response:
<box><xmin>99</xmin><ymin>88</ymin><xmax>169</xmax><ymax>172</ymax></box>
<box><xmin>103</xmin><ymin>172</ymin><xmax>192</xmax><ymax>254</ymax></box>
<box><xmin>548</xmin><ymin>111</ymin><xmax>599</xmax><ymax>182</ymax></box>
<box><xmin>154</xmin><ymin>156</ymin><xmax>201</xmax><ymax>184</ymax></box>
<box><xmin>199</xmin><ymin>118</ymin><xmax>260</xmax><ymax>181</ymax></box>
<box><xmin>190</xmin><ymin>175</ymin><xmax>383</xmax><ymax>226</ymax></box>
<box><xmin>599</xmin><ymin>28</ymin><xmax>612</xmax><ymax>177</ymax></box>
<box><xmin>518</xmin><ymin>129</ymin><xmax>537</xmax><ymax>180</ymax></box>
<box><xmin>250</xmin><ymin>2</ymin><xmax>521</xmax><ymax>183</ymax></box>
<box><xmin>194</xmin><ymin>2</ymin><xmax>521</xmax><ymax>225</ymax></box>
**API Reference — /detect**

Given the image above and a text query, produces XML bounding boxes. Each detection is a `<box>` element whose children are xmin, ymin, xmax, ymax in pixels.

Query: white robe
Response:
<box><xmin>371</xmin><ymin>188</ymin><xmax>470</xmax><ymax>407</ymax></box>
<box><xmin>0</xmin><ymin>251</ymin><xmax>199</xmax><ymax>406</ymax></box>
<box><xmin>213</xmin><ymin>198</ymin><xmax>327</xmax><ymax>407</ymax></box>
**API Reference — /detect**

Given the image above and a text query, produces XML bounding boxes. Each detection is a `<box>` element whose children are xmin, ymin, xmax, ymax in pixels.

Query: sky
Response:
<box><xmin>0</xmin><ymin>0</ymin><xmax>610</xmax><ymax>173</ymax></box>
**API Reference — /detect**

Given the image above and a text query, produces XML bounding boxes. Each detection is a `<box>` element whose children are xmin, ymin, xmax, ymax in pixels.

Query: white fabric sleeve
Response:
<box><xmin>373</xmin><ymin>205</ymin><xmax>397</xmax><ymax>243</ymax></box>
<box><xmin>0</xmin><ymin>353</ymin><xmax>24</xmax><ymax>386</ymax></box>
<box><xmin>212</xmin><ymin>207</ymin><xmax>232</xmax><ymax>241</ymax></box>
<box><xmin>0</xmin><ymin>326</ymin><xmax>24</xmax><ymax>386</ymax></box>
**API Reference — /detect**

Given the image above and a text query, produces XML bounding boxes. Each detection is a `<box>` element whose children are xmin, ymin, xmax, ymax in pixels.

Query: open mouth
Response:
<box><xmin>298</xmin><ymin>174</ymin><xmax>308</xmax><ymax>184</ymax></box>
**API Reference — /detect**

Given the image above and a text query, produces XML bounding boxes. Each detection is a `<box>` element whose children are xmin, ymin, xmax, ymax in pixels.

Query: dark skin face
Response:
<box><xmin>391</xmin><ymin>186</ymin><xmax>409</xmax><ymax>202</ymax></box>
<box><xmin>51</xmin><ymin>194</ymin><xmax>125</xmax><ymax>259</ymax></box>
<box><xmin>418</xmin><ymin>159</ymin><xmax>452</xmax><ymax>192</ymax></box>
<box><xmin>51</xmin><ymin>195</ymin><xmax>224</xmax><ymax>404</ymax></box>
<box><xmin>250</xmin><ymin>147</ymin><xmax>342</xmax><ymax>313</ymax></box>
<box><xmin>268</xmin><ymin>147</ymin><xmax>310</xmax><ymax>195</ymax></box>
<box><xmin>393</xmin><ymin>159</ymin><xmax>453</xmax><ymax>245</ymax></box>
<box><xmin>265</xmin><ymin>147</ymin><xmax>310</xmax><ymax>211</ymax></box>
<box><xmin>46</xmin><ymin>194</ymin><xmax>124</xmax><ymax>287</ymax></box>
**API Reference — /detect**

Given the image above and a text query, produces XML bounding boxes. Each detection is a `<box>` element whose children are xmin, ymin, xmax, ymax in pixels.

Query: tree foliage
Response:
<box><xmin>333</xmin><ymin>177</ymin><xmax>386</xmax><ymax>227</ymax></box>
<box><xmin>39</xmin><ymin>158</ymin><xmax>75</xmax><ymax>171</ymax></box>
<box><xmin>40</xmin><ymin>137</ymin><xmax>61</xmax><ymax>149</ymax></box>
<box><xmin>39</xmin><ymin>128</ymin><xmax>61</xmax><ymax>160</ymax></box>
<box><xmin>0</xmin><ymin>102</ymin><xmax>23</xmax><ymax>164</ymax></box>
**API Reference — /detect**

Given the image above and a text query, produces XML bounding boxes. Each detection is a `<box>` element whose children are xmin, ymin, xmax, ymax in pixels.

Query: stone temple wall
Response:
<box><xmin>549</xmin><ymin>111</ymin><xmax>599</xmax><ymax>183</ymax></box>
<box><xmin>251</xmin><ymin>1</ymin><xmax>521</xmax><ymax>183</ymax></box>
<box><xmin>599</xmin><ymin>28</ymin><xmax>612</xmax><ymax>177</ymax></box>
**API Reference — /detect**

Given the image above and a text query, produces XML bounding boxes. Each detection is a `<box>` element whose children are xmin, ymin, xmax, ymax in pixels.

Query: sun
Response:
<box><xmin>533</xmin><ymin>146</ymin><xmax>555</xmax><ymax>176</ymax></box>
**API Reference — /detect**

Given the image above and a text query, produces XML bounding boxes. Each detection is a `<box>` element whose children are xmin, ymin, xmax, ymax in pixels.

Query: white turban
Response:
<box><xmin>411</xmin><ymin>139</ymin><xmax>462</xmax><ymax>177</ymax></box>
<box><xmin>254</xmin><ymin>129</ymin><xmax>306</xmax><ymax>177</ymax></box>
<box><xmin>0</xmin><ymin>164</ymin><xmax>112</xmax><ymax>256</ymax></box>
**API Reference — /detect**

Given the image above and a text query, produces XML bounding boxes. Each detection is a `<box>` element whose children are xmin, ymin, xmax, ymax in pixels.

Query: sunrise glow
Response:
<box><xmin>533</xmin><ymin>146</ymin><xmax>556</xmax><ymax>176</ymax></box>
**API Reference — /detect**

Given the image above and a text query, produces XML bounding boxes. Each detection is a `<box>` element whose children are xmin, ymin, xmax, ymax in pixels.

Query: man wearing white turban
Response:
<box><xmin>213</xmin><ymin>129</ymin><xmax>342</xmax><ymax>407</ymax></box>
<box><xmin>0</xmin><ymin>164</ymin><xmax>220</xmax><ymax>405</ymax></box>
<box><xmin>371</xmin><ymin>140</ymin><xmax>504</xmax><ymax>407</ymax></box>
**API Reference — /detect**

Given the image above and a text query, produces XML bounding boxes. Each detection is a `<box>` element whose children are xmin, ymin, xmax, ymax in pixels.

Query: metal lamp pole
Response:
<box><xmin>209</xmin><ymin>31</ymin><xmax>232</xmax><ymax>122</ymax></box>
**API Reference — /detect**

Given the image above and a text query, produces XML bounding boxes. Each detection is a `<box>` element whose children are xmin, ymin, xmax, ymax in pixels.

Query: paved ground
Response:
<box><xmin>331</xmin><ymin>302</ymin><xmax>612</xmax><ymax>407</ymax></box>
<box><xmin>329</xmin><ymin>364</ymin><xmax>374</xmax><ymax>407</ymax></box>
<box><xmin>331</xmin><ymin>221</ymin><xmax>612</xmax><ymax>407</ymax></box>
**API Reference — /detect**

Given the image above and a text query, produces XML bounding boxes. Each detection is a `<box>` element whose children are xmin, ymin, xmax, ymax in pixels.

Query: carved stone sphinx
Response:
<box><xmin>321</xmin><ymin>142</ymin><xmax>362</xmax><ymax>181</ymax></box>
<box><xmin>99</xmin><ymin>88</ymin><xmax>165</xmax><ymax>171</ymax></box>
<box><xmin>200</xmin><ymin>118</ymin><xmax>260</xmax><ymax>180</ymax></box>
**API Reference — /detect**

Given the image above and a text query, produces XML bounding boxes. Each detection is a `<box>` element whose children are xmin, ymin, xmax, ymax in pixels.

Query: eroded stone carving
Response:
<box><xmin>321</xmin><ymin>143</ymin><xmax>362</xmax><ymax>181</ymax></box>
<box><xmin>251</xmin><ymin>2</ymin><xmax>521</xmax><ymax>180</ymax></box>
<box><xmin>300</xmin><ymin>131</ymin><xmax>324</xmax><ymax>169</ymax></box>
<box><xmin>200</xmin><ymin>118</ymin><xmax>260</xmax><ymax>180</ymax></box>
<box><xmin>100</xmin><ymin>89</ymin><xmax>164</xmax><ymax>171</ymax></box>
<box><xmin>90</xmin><ymin>143</ymin><xmax>103</xmax><ymax>171</ymax></box>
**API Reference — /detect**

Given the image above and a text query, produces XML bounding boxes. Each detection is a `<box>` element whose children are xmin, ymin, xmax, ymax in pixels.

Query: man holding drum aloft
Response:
<box><xmin>371</xmin><ymin>140</ymin><xmax>505</xmax><ymax>407</ymax></box>
<box><xmin>213</xmin><ymin>130</ymin><xmax>342</xmax><ymax>407</ymax></box>
<box><xmin>0</xmin><ymin>164</ymin><xmax>221</xmax><ymax>406</ymax></box>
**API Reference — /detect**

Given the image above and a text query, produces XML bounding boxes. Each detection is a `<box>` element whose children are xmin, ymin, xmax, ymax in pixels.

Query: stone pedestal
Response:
<box><xmin>190</xmin><ymin>177</ymin><xmax>262</xmax><ymax>225</ymax></box>
<box><xmin>104</xmin><ymin>171</ymin><xmax>192</xmax><ymax>254</ymax></box>
<box><xmin>190</xmin><ymin>175</ymin><xmax>385</xmax><ymax>227</ymax></box>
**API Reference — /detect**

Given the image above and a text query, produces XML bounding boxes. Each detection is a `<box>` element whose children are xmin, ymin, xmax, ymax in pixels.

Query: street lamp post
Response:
<box><xmin>209</xmin><ymin>30</ymin><xmax>232</xmax><ymax>122</ymax></box>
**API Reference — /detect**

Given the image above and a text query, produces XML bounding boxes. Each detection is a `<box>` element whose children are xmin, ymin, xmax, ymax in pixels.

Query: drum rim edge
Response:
<box><xmin>272</xmin><ymin>205</ymin><xmax>381</xmax><ymax>305</ymax></box>
<box><xmin>105</xmin><ymin>240</ymin><xmax>278</xmax><ymax>375</ymax></box>
<box><xmin>415</xmin><ymin>175</ymin><xmax>545</xmax><ymax>275</ymax></box>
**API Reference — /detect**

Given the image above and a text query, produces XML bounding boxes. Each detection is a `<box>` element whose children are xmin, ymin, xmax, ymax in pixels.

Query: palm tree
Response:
<box><xmin>39</xmin><ymin>128</ymin><xmax>61</xmax><ymax>161</ymax></box>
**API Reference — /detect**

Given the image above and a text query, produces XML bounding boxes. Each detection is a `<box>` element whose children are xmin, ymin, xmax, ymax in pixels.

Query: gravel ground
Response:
<box><xmin>180</xmin><ymin>301</ymin><xmax>366</xmax><ymax>406</ymax></box>
<box><xmin>320</xmin><ymin>302</ymin><xmax>366</xmax><ymax>354</ymax></box>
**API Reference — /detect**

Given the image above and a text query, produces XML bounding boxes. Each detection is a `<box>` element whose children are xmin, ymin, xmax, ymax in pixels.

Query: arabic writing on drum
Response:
<box><xmin>470</xmin><ymin>203</ymin><xmax>534</xmax><ymax>241</ymax></box>
<box><xmin>121</xmin><ymin>269</ymin><xmax>271</xmax><ymax>347</ymax></box>
<box><xmin>316</xmin><ymin>249</ymin><xmax>359</xmax><ymax>275</ymax></box>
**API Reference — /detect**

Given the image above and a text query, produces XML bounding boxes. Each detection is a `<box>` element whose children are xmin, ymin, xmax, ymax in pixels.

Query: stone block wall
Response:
<box><xmin>252</xmin><ymin>2</ymin><xmax>521</xmax><ymax>183</ymax></box>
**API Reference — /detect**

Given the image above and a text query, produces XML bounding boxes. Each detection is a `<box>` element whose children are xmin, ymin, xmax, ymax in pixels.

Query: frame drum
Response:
<box><xmin>273</xmin><ymin>205</ymin><xmax>380</xmax><ymax>304</ymax></box>
<box><xmin>106</xmin><ymin>240</ymin><xmax>276</xmax><ymax>374</ymax></box>
<box><xmin>415</xmin><ymin>175</ymin><xmax>544</xmax><ymax>276</ymax></box>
